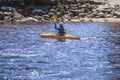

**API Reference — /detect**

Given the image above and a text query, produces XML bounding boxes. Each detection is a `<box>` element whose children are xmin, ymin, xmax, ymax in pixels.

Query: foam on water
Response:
<box><xmin>0</xmin><ymin>53</ymin><xmax>44</xmax><ymax>58</ymax></box>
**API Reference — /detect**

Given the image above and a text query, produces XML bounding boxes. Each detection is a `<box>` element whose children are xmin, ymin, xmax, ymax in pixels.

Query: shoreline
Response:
<box><xmin>0</xmin><ymin>18</ymin><xmax>120</xmax><ymax>23</ymax></box>
<box><xmin>70</xmin><ymin>18</ymin><xmax>120</xmax><ymax>22</ymax></box>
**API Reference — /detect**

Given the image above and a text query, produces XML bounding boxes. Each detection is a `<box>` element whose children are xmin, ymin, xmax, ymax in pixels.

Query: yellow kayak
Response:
<box><xmin>40</xmin><ymin>34</ymin><xmax>80</xmax><ymax>40</ymax></box>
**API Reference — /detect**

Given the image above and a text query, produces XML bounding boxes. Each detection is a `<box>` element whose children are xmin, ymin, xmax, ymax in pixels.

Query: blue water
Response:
<box><xmin>0</xmin><ymin>22</ymin><xmax>120</xmax><ymax>80</ymax></box>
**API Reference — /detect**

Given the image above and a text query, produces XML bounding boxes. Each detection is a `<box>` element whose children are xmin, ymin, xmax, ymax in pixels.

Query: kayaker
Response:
<box><xmin>54</xmin><ymin>22</ymin><xmax>66</xmax><ymax>36</ymax></box>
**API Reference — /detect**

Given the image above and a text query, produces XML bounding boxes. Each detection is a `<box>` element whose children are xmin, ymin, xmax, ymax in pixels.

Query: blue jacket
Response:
<box><xmin>54</xmin><ymin>23</ymin><xmax>65</xmax><ymax>36</ymax></box>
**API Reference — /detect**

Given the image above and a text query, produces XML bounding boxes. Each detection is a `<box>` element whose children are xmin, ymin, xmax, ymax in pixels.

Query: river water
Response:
<box><xmin>0</xmin><ymin>22</ymin><xmax>120</xmax><ymax>80</ymax></box>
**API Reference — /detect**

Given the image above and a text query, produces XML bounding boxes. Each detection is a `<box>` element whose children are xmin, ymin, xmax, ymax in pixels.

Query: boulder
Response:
<box><xmin>113</xmin><ymin>11</ymin><xmax>120</xmax><ymax>17</ymax></box>
<box><xmin>105</xmin><ymin>14</ymin><xmax>113</xmax><ymax>18</ymax></box>
<box><xmin>50</xmin><ymin>9</ymin><xmax>56</xmax><ymax>12</ymax></box>
<box><xmin>25</xmin><ymin>17</ymin><xmax>38</xmax><ymax>22</ymax></box>
<box><xmin>42</xmin><ymin>15</ymin><xmax>49</xmax><ymax>18</ymax></box>
<box><xmin>78</xmin><ymin>13</ymin><xmax>85</xmax><ymax>18</ymax></box>
<box><xmin>64</xmin><ymin>14</ymin><xmax>70</xmax><ymax>19</ymax></box>
<box><xmin>14</xmin><ymin>12</ymin><xmax>22</xmax><ymax>19</ymax></box>
<box><xmin>57</xmin><ymin>12</ymin><xmax>62</xmax><ymax>18</ymax></box>
<box><xmin>48</xmin><ymin>12</ymin><xmax>54</xmax><ymax>17</ymax></box>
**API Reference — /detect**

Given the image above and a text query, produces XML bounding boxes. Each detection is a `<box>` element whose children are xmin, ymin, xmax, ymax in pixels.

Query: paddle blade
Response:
<box><xmin>52</xmin><ymin>14</ymin><xmax>57</xmax><ymax>22</ymax></box>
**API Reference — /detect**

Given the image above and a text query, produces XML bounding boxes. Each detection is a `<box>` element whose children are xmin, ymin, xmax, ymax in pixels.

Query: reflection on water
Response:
<box><xmin>0</xmin><ymin>22</ymin><xmax>120</xmax><ymax>80</ymax></box>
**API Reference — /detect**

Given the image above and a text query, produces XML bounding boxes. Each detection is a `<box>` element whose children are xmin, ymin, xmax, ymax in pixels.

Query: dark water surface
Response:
<box><xmin>0</xmin><ymin>22</ymin><xmax>120</xmax><ymax>80</ymax></box>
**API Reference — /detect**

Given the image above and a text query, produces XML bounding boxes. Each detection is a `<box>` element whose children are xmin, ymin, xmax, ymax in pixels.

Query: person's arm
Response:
<box><xmin>54</xmin><ymin>23</ymin><xmax>59</xmax><ymax>30</ymax></box>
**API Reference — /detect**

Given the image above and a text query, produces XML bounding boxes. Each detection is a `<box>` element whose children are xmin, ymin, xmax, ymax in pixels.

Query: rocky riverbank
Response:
<box><xmin>0</xmin><ymin>0</ymin><xmax>120</xmax><ymax>23</ymax></box>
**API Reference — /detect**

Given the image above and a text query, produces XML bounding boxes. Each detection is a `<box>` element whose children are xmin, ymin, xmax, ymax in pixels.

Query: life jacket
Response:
<box><xmin>57</xmin><ymin>29</ymin><xmax>66</xmax><ymax>36</ymax></box>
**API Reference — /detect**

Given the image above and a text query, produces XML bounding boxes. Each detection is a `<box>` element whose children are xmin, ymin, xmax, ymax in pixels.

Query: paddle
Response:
<box><xmin>52</xmin><ymin>13</ymin><xmax>58</xmax><ymax>35</ymax></box>
<box><xmin>52</xmin><ymin>13</ymin><xmax>57</xmax><ymax>22</ymax></box>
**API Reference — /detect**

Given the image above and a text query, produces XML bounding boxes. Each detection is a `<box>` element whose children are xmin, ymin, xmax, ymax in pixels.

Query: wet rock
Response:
<box><xmin>41</xmin><ymin>19</ymin><xmax>49</xmax><ymax>22</ymax></box>
<box><xmin>78</xmin><ymin>13</ymin><xmax>85</xmax><ymax>18</ymax></box>
<box><xmin>81</xmin><ymin>4</ymin><xmax>87</xmax><ymax>8</ymax></box>
<box><xmin>48</xmin><ymin>12</ymin><xmax>54</xmax><ymax>18</ymax></box>
<box><xmin>0</xmin><ymin>13</ymin><xmax>4</xmax><ymax>21</ymax></box>
<box><xmin>70</xmin><ymin>19</ymin><xmax>80</xmax><ymax>22</ymax></box>
<box><xmin>64</xmin><ymin>14</ymin><xmax>70</xmax><ymax>18</ymax></box>
<box><xmin>34</xmin><ymin>15</ymin><xmax>42</xmax><ymax>21</ymax></box>
<box><xmin>70</xmin><ymin>10</ymin><xmax>79</xmax><ymax>17</ymax></box>
<box><xmin>64</xmin><ymin>18</ymin><xmax>69</xmax><ymax>22</ymax></box>
<box><xmin>78</xmin><ymin>9</ymin><xmax>85</xmax><ymax>13</ymax></box>
<box><xmin>57</xmin><ymin>12</ymin><xmax>62</xmax><ymax>18</ymax></box>
<box><xmin>50</xmin><ymin>9</ymin><xmax>56</xmax><ymax>12</ymax></box>
<box><xmin>80</xmin><ymin>19</ymin><xmax>85</xmax><ymax>22</ymax></box>
<box><xmin>105</xmin><ymin>14</ymin><xmax>113</xmax><ymax>18</ymax></box>
<box><xmin>4</xmin><ymin>16</ymin><xmax>11</xmax><ymax>21</ymax></box>
<box><xmin>1</xmin><ymin>0</ymin><xmax>120</xmax><ymax>22</ymax></box>
<box><xmin>114</xmin><ymin>5</ymin><xmax>120</xmax><ymax>10</ymax></box>
<box><xmin>13</xmin><ymin>12</ymin><xmax>22</xmax><ymax>19</ymax></box>
<box><xmin>87</xmin><ymin>19</ymin><xmax>93</xmax><ymax>22</ymax></box>
<box><xmin>70</xmin><ymin>4</ymin><xmax>78</xmax><ymax>7</ymax></box>
<box><xmin>103</xmin><ymin>8</ymin><xmax>112</xmax><ymax>13</ymax></box>
<box><xmin>97</xmin><ymin>12</ymin><xmax>105</xmax><ymax>18</ymax></box>
<box><xmin>113</xmin><ymin>11</ymin><xmax>120</xmax><ymax>18</ymax></box>
<box><xmin>42</xmin><ymin>15</ymin><xmax>49</xmax><ymax>18</ymax></box>
<box><xmin>68</xmin><ymin>12</ymin><xmax>73</xmax><ymax>17</ymax></box>
<box><xmin>25</xmin><ymin>17</ymin><xmax>38</xmax><ymax>22</ymax></box>
<box><xmin>89</xmin><ymin>0</ymin><xmax>104</xmax><ymax>5</ymax></box>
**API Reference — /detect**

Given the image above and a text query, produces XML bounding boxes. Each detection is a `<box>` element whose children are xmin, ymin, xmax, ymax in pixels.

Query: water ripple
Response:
<box><xmin>0</xmin><ymin>22</ymin><xmax>120</xmax><ymax>80</ymax></box>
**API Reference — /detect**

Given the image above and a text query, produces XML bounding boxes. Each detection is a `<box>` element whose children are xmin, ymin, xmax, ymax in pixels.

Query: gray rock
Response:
<box><xmin>48</xmin><ymin>12</ymin><xmax>54</xmax><ymax>17</ymax></box>
<box><xmin>42</xmin><ymin>15</ymin><xmax>49</xmax><ymax>18</ymax></box>
<box><xmin>50</xmin><ymin>9</ymin><xmax>56</xmax><ymax>12</ymax></box>
<box><xmin>57</xmin><ymin>12</ymin><xmax>62</xmax><ymax>18</ymax></box>
<box><xmin>14</xmin><ymin>12</ymin><xmax>22</xmax><ymax>19</ymax></box>
<box><xmin>78</xmin><ymin>13</ymin><xmax>85</xmax><ymax>18</ymax></box>
<box><xmin>68</xmin><ymin>12</ymin><xmax>73</xmax><ymax>17</ymax></box>
<box><xmin>113</xmin><ymin>11</ymin><xmax>120</xmax><ymax>17</ymax></box>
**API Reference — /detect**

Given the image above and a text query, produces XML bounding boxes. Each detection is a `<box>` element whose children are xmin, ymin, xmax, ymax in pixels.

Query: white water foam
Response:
<box><xmin>81</xmin><ymin>37</ymin><xmax>96</xmax><ymax>40</ymax></box>
<box><xmin>0</xmin><ymin>53</ymin><xmax>43</xmax><ymax>58</ymax></box>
